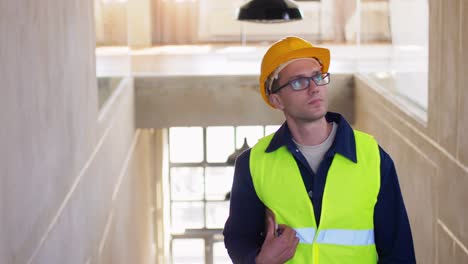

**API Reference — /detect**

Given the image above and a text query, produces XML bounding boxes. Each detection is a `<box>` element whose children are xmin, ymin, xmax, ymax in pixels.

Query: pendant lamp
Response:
<box><xmin>226</xmin><ymin>138</ymin><xmax>250</xmax><ymax>166</ymax></box>
<box><xmin>237</xmin><ymin>0</ymin><xmax>303</xmax><ymax>23</ymax></box>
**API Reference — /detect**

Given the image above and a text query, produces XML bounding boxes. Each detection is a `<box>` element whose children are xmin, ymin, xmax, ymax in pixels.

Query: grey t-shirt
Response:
<box><xmin>293</xmin><ymin>122</ymin><xmax>338</xmax><ymax>173</ymax></box>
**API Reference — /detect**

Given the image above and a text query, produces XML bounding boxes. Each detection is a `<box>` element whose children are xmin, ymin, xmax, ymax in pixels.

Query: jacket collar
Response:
<box><xmin>265</xmin><ymin>112</ymin><xmax>357</xmax><ymax>163</ymax></box>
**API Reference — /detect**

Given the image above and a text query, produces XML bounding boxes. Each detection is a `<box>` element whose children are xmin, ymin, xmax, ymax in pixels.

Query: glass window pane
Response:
<box><xmin>205</xmin><ymin>167</ymin><xmax>233</xmax><ymax>201</ymax></box>
<box><xmin>171</xmin><ymin>167</ymin><xmax>204</xmax><ymax>201</ymax></box>
<box><xmin>236</xmin><ymin>126</ymin><xmax>263</xmax><ymax>149</ymax></box>
<box><xmin>170</xmin><ymin>127</ymin><xmax>203</xmax><ymax>163</ymax></box>
<box><xmin>213</xmin><ymin>242</ymin><xmax>231</xmax><ymax>264</ymax></box>
<box><xmin>206</xmin><ymin>201</ymin><xmax>229</xmax><ymax>228</ymax></box>
<box><xmin>206</xmin><ymin>126</ymin><xmax>234</xmax><ymax>163</ymax></box>
<box><xmin>265</xmin><ymin>125</ymin><xmax>281</xmax><ymax>136</ymax></box>
<box><xmin>172</xmin><ymin>239</ymin><xmax>205</xmax><ymax>264</ymax></box>
<box><xmin>171</xmin><ymin>202</ymin><xmax>204</xmax><ymax>231</ymax></box>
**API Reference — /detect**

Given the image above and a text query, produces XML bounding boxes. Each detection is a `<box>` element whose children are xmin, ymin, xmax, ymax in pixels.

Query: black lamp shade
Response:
<box><xmin>226</xmin><ymin>138</ymin><xmax>250</xmax><ymax>166</ymax></box>
<box><xmin>237</xmin><ymin>0</ymin><xmax>303</xmax><ymax>23</ymax></box>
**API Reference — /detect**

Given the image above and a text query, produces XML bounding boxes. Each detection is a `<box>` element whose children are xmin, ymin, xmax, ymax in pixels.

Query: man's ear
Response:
<box><xmin>269</xmin><ymin>93</ymin><xmax>284</xmax><ymax>110</ymax></box>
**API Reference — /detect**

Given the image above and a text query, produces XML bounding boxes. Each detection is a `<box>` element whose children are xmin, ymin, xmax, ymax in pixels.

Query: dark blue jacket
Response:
<box><xmin>223</xmin><ymin>112</ymin><xmax>416</xmax><ymax>263</ymax></box>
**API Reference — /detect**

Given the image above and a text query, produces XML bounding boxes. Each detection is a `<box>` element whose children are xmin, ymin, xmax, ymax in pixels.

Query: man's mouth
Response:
<box><xmin>307</xmin><ymin>98</ymin><xmax>322</xmax><ymax>105</ymax></box>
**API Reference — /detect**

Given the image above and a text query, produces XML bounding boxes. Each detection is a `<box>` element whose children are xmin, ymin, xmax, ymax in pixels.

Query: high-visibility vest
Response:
<box><xmin>250</xmin><ymin>130</ymin><xmax>380</xmax><ymax>263</ymax></box>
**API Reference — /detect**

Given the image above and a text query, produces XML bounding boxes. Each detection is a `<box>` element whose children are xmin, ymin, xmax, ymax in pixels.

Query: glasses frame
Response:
<box><xmin>271</xmin><ymin>72</ymin><xmax>331</xmax><ymax>94</ymax></box>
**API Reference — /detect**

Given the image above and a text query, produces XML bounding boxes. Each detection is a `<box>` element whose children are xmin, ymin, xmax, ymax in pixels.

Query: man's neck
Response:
<box><xmin>286</xmin><ymin>117</ymin><xmax>332</xmax><ymax>146</ymax></box>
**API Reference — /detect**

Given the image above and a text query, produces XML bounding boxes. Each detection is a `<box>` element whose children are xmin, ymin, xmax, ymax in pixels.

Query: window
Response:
<box><xmin>358</xmin><ymin>0</ymin><xmax>429</xmax><ymax>123</ymax></box>
<box><xmin>168</xmin><ymin>125</ymin><xmax>281</xmax><ymax>263</ymax></box>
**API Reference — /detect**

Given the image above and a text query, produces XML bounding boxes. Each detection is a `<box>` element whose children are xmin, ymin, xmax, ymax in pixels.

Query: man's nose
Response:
<box><xmin>307</xmin><ymin>81</ymin><xmax>319</xmax><ymax>94</ymax></box>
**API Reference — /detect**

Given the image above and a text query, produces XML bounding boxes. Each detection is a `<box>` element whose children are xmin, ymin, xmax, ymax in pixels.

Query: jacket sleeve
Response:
<box><xmin>223</xmin><ymin>149</ymin><xmax>266</xmax><ymax>264</ymax></box>
<box><xmin>374</xmin><ymin>147</ymin><xmax>416</xmax><ymax>263</ymax></box>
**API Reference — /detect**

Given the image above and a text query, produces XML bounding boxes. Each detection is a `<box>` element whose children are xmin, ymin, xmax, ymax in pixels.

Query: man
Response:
<box><xmin>223</xmin><ymin>36</ymin><xmax>416</xmax><ymax>264</ymax></box>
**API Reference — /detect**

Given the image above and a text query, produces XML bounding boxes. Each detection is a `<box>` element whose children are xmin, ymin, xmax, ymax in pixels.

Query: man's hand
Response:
<box><xmin>255</xmin><ymin>213</ymin><xmax>300</xmax><ymax>264</ymax></box>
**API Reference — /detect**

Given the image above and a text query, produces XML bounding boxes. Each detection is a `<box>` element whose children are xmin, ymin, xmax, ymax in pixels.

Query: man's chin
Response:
<box><xmin>305</xmin><ymin>108</ymin><xmax>327</xmax><ymax>120</ymax></box>
<box><xmin>284</xmin><ymin>107</ymin><xmax>328</xmax><ymax>122</ymax></box>
<box><xmin>293</xmin><ymin>112</ymin><xmax>327</xmax><ymax>123</ymax></box>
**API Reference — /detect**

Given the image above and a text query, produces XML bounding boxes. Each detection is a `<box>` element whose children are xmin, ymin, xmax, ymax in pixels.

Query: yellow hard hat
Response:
<box><xmin>259</xmin><ymin>36</ymin><xmax>330</xmax><ymax>108</ymax></box>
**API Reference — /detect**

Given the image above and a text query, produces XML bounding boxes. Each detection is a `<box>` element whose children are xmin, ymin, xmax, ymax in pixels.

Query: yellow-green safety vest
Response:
<box><xmin>250</xmin><ymin>130</ymin><xmax>380</xmax><ymax>264</ymax></box>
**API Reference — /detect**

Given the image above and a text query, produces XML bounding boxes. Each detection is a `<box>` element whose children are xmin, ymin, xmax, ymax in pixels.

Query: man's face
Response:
<box><xmin>269</xmin><ymin>59</ymin><xmax>328</xmax><ymax>123</ymax></box>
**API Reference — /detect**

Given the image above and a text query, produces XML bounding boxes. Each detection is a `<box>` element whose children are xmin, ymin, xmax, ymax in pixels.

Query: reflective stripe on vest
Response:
<box><xmin>250</xmin><ymin>129</ymin><xmax>380</xmax><ymax>263</ymax></box>
<box><xmin>294</xmin><ymin>227</ymin><xmax>316</xmax><ymax>244</ymax></box>
<box><xmin>295</xmin><ymin>228</ymin><xmax>374</xmax><ymax>246</ymax></box>
<box><xmin>316</xmin><ymin>229</ymin><xmax>375</xmax><ymax>246</ymax></box>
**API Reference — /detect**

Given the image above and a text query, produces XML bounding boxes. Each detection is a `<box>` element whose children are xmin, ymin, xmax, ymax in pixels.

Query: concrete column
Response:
<box><xmin>127</xmin><ymin>0</ymin><xmax>153</xmax><ymax>48</ymax></box>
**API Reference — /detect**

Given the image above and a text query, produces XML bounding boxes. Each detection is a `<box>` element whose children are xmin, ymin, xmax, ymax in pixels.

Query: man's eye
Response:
<box><xmin>290</xmin><ymin>79</ymin><xmax>303</xmax><ymax>89</ymax></box>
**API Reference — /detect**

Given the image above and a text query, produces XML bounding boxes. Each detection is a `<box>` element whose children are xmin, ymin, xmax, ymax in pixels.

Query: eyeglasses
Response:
<box><xmin>271</xmin><ymin>72</ymin><xmax>330</xmax><ymax>94</ymax></box>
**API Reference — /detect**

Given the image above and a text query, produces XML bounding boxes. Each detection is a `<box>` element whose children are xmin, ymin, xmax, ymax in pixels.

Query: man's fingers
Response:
<box><xmin>277</xmin><ymin>236</ymin><xmax>300</xmax><ymax>261</ymax></box>
<box><xmin>293</xmin><ymin>236</ymin><xmax>300</xmax><ymax>249</ymax></box>
<box><xmin>286</xmin><ymin>237</ymin><xmax>300</xmax><ymax>259</ymax></box>
<box><xmin>278</xmin><ymin>225</ymin><xmax>297</xmax><ymax>241</ymax></box>
<box><xmin>265</xmin><ymin>216</ymin><xmax>275</xmax><ymax>240</ymax></box>
<box><xmin>266</xmin><ymin>208</ymin><xmax>275</xmax><ymax>221</ymax></box>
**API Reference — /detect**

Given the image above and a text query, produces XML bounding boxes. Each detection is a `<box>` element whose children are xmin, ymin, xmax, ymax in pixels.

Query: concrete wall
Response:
<box><xmin>134</xmin><ymin>74</ymin><xmax>355</xmax><ymax>128</ymax></box>
<box><xmin>353</xmin><ymin>0</ymin><xmax>468</xmax><ymax>262</ymax></box>
<box><xmin>0</xmin><ymin>1</ymin><xmax>154</xmax><ymax>263</ymax></box>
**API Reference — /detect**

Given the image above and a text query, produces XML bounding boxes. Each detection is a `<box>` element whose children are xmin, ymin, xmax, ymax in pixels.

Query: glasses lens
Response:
<box><xmin>290</xmin><ymin>77</ymin><xmax>310</xmax><ymax>91</ymax></box>
<box><xmin>313</xmin><ymin>73</ymin><xmax>329</xmax><ymax>86</ymax></box>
